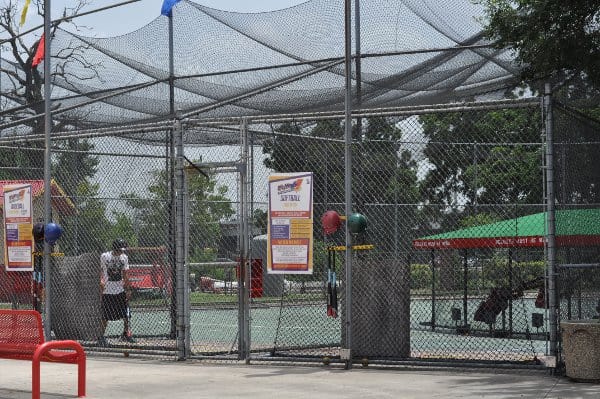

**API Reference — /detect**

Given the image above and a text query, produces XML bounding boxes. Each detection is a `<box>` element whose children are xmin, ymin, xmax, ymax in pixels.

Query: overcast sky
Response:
<box><xmin>60</xmin><ymin>0</ymin><xmax>308</xmax><ymax>36</ymax></box>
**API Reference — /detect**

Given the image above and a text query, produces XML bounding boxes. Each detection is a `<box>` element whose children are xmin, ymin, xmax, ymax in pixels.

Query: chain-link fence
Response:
<box><xmin>243</xmin><ymin>99</ymin><xmax>549</xmax><ymax>364</ymax></box>
<box><xmin>1</xmin><ymin>97</ymin><xmax>599</xmax><ymax>367</ymax></box>
<box><xmin>553</xmin><ymin>103</ymin><xmax>600</xmax><ymax>338</ymax></box>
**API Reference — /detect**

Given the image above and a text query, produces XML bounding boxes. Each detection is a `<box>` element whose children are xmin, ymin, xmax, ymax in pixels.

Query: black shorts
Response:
<box><xmin>102</xmin><ymin>292</ymin><xmax>128</xmax><ymax>321</ymax></box>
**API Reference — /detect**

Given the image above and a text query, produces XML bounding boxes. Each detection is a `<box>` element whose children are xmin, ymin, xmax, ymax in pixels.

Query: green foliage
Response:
<box><xmin>109</xmin><ymin>212</ymin><xmax>138</xmax><ymax>249</ymax></box>
<box><xmin>420</xmin><ymin>109</ymin><xmax>543</xmax><ymax>206</ymax></box>
<box><xmin>263</xmin><ymin>117</ymin><xmax>420</xmax><ymax>251</ymax></box>
<box><xmin>459</xmin><ymin>212</ymin><xmax>499</xmax><ymax>228</ymax></box>
<box><xmin>479</xmin><ymin>255</ymin><xmax>545</xmax><ymax>289</ymax></box>
<box><xmin>60</xmin><ymin>181</ymin><xmax>112</xmax><ymax>255</ymax></box>
<box><xmin>479</xmin><ymin>0</ymin><xmax>600</xmax><ymax>87</ymax></box>
<box><xmin>0</xmin><ymin>146</ymin><xmax>43</xmax><ymax>180</ymax></box>
<box><xmin>410</xmin><ymin>257</ymin><xmax>544</xmax><ymax>293</ymax></box>
<box><xmin>410</xmin><ymin>263</ymin><xmax>433</xmax><ymax>290</ymax></box>
<box><xmin>53</xmin><ymin>139</ymin><xmax>99</xmax><ymax>198</ymax></box>
<box><xmin>189</xmin><ymin>248</ymin><xmax>224</xmax><ymax>280</ymax></box>
<box><xmin>123</xmin><ymin>167</ymin><xmax>234</xmax><ymax>258</ymax></box>
<box><xmin>252</xmin><ymin>208</ymin><xmax>268</xmax><ymax>234</ymax></box>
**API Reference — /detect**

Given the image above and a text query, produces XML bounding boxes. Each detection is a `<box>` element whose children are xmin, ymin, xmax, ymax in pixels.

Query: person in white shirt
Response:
<box><xmin>97</xmin><ymin>238</ymin><xmax>135</xmax><ymax>345</ymax></box>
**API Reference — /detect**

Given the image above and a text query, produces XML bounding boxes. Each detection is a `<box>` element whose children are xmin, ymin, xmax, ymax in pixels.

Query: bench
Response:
<box><xmin>0</xmin><ymin>309</ymin><xmax>86</xmax><ymax>399</ymax></box>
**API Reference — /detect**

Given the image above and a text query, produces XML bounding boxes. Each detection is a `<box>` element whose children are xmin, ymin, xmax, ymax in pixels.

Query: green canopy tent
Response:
<box><xmin>413</xmin><ymin>209</ymin><xmax>600</xmax><ymax>250</ymax></box>
<box><xmin>412</xmin><ymin>209</ymin><xmax>600</xmax><ymax>337</ymax></box>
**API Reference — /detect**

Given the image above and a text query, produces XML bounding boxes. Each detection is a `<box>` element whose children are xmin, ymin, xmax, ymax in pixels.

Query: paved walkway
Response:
<box><xmin>0</xmin><ymin>358</ymin><xmax>599</xmax><ymax>399</ymax></box>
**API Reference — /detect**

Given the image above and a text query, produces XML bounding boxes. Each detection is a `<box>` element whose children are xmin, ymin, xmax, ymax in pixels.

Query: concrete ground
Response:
<box><xmin>0</xmin><ymin>358</ymin><xmax>599</xmax><ymax>399</ymax></box>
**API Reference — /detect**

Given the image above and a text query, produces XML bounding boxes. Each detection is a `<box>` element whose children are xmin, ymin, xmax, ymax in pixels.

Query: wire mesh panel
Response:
<box><xmin>0</xmin><ymin>145</ymin><xmax>46</xmax><ymax>311</ymax></box>
<box><xmin>182</xmin><ymin>140</ymin><xmax>241</xmax><ymax>359</ymax></box>
<box><xmin>0</xmin><ymin>97</ymin><xmax>598</xmax><ymax>367</ymax></box>
<box><xmin>0</xmin><ymin>134</ymin><xmax>181</xmax><ymax>359</ymax></box>
<box><xmin>248</xmin><ymin>133</ymin><xmax>346</xmax><ymax>360</ymax></box>
<box><xmin>244</xmin><ymin>100</ymin><xmax>554</xmax><ymax>365</ymax></box>
<box><xmin>553</xmin><ymin>105</ymin><xmax>600</xmax><ymax>329</ymax></box>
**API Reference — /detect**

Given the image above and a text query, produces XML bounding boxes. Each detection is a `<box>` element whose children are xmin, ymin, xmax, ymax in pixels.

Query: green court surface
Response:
<box><xmin>102</xmin><ymin>298</ymin><xmax>549</xmax><ymax>359</ymax></box>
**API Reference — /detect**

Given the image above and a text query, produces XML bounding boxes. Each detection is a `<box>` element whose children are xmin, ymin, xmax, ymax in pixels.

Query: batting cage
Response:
<box><xmin>0</xmin><ymin>0</ymin><xmax>599</xmax><ymax>370</ymax></box>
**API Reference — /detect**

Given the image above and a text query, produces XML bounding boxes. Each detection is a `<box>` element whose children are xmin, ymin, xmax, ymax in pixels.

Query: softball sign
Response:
<box><xmin>3</xmin><ymin>184</ymin><xmax>33</xmax><ymax>271</ymax></box>
<box><xmin>267</xmin><ymin>172</ymin><xmax>313</xmax><ymax>274</ymax></box>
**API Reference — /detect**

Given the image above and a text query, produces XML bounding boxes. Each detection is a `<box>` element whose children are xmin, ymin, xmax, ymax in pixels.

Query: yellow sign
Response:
<box><xmin>267</xmin><ymin>173</ymin><xmax>313</xmax><ymax>274</ymax></box>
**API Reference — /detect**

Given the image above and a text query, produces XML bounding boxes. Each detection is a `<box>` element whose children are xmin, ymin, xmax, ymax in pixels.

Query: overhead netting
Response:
<box><xmin>0</xmin><ymin>0</ymin><xmax>520</xmax><ymax>143</ymax></box>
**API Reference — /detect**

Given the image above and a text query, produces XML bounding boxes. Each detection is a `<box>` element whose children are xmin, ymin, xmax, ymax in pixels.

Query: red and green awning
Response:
<box><xmin>413</xmin><ymin>209</ymin><xmax>600</xmax><ymax>249</ymax></box>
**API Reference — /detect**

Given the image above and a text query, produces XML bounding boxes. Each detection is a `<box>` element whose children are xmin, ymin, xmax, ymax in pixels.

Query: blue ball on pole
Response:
<box><xmin>44</xmin><ymin>222</ymin><xmax>62</xmax><ymax>245</ymax></box>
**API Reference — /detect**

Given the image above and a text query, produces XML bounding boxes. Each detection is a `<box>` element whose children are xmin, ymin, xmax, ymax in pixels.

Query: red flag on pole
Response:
<box><xmin>32</xmin><ymin>34</ymin><xmax>45</xmax><ymax>68</ymax></box>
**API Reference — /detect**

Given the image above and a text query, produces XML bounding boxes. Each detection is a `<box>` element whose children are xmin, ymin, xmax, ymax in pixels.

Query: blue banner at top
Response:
<box><xmin>161</xmin><ymin>0</ymin><xmax>181</xmax><ymax>16</ymax></box>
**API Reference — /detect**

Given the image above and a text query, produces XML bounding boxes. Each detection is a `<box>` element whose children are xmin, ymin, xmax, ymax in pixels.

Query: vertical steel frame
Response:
<box><xmin>42</xmin><ymin>0</ymin><xmax>53</xmax><ymax>341</ymax></box>
<box><xmin>543</xmin><ymin>83</ymin><xmax>558</xmax><ymax>357</ymax></box>
<box><xmin>343</xmin><ymin>0</ymin><xmax>354</xmax><ymax>369</ymax></box>
<box><xmin>238</xmin><ymin>118</ymin><xmax>251</xmax><ymax>361</ymax></box>
<box><xmin>174</xmin><ymin>116</ymin><xmax>190</xmax><ymax>359</ymax></box>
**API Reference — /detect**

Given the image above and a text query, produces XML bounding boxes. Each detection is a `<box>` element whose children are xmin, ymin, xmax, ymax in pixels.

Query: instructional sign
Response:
<box><xmin>267</xmin><ymin>173</ymin><xmax>313</xmax><ymax>274</ymax></box>
<box><xmin>3</xmin><ymin>184</ymin><xmax>33</xmax><ymax>271</ymax></box>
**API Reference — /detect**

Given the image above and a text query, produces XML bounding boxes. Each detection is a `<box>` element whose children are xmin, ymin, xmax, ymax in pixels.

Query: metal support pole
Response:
<box><xmin>183</xmin><ymin>155</ymin><xmax>191</xmax><ymax>357</ymax></box>
<box><xmin>463</xmin><ymin>250</ymin><xmax>468</xmax><ymax>328</ymax></box>
<box><xmin>354</xmin><ymin>0</ymin><xmax>361</xmax><ymax>110</ymax></box>
<box><xmin>168</xmin><ymin>12</ymin><xmax>175</xmax><ymax>117</ymax></box>
<box><xmin>508</xmin><ymin>249</ymin><xmax>513</xmax><ymax>336</ymax></box>
<box><xmin>174</xmin><ymin>116</ymin><xmax>188</xmax><ymax>359</ymax></box>
<box><xmin>544</xmin><ymin>83</ymin><xmax>558</xmax><ymax>358</ymax></box>
<box><xmin>431</xmin><ymin>250</ymin><xmax>436</xmax><ymax>331</ymax></box>
<box><xmin>242</xmin><ymin>118</ymin><xmax>252</xmax><ymax>364</ymax></box>
<box><xmin>237</xmin><ymin>119</ymin><xmax>251</xmax><ymax>361</ymax></box>
<box><xmin>343</xmin><ymin>0</ymin><xmax>353</xmax><ymax>369</ymax></box>
<box><xmin>167</xmin><ymin>11</ymin><xmax>177</xmax><ymax>340</ymax></box>
<box><xmin>42</xmin><ymin>0</ymin><xmax>53</xmax><ymax>341</ymax></box>
<box><xmin>354</xmin><ymin>0</ymin><xmax>363</xmax><ymax>212</ymax></box>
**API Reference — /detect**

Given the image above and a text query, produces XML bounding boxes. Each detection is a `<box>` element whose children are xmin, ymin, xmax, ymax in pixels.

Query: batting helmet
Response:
<box><xmin>112</xmin><ymin>238</ymin><xmax>128</xmax><ymax>252</ymax></box>
<box><xmin>44</xmin><ymin>222</ymin><xmax>63</xmax><ymax>245</ymax></box>
<box><xmin>321</xmin><ymin>210</ymin><xmax>341</xmax><ymax>235</ymax></box>
<box><xmin>32</xmin><ymin>223</ymin><xmax>45</xmax><ymax>243</ymax></box>
<box><xmin>348</xmin><ymin>213</ymin><xmax>368</xmax><ymax>234</ymax></box>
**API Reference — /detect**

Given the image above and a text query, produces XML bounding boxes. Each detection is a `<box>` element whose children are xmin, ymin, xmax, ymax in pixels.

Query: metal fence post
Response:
<box><xmin>237</xmin><ymin>118</ymin><xmax>251</xmax><ymax>361</ymax></box>
<box><xmin>174</xmin><ymin>115</ymin><xmax>189</xmax><ymax>359</ymax></box>
<box><xmin>42</xmin><ymin>0</ymin><xmax>53</xmax><ymax>341</ymax></box>
<box><xmin>544</xmin><ymin>83</ymin><xmax>558</xmax><ymax>358</ymax></box>
<box><xmin>343</xmin><ymin>0</ymin><xmax>353</xmax><ymax>369</ymax></box>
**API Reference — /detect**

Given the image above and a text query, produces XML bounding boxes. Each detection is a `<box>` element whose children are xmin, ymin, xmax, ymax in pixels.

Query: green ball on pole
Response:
<box><xmin>347</xmin><ymin>213</ymin><xmax>367</xmax><ymax>234</ymax></box>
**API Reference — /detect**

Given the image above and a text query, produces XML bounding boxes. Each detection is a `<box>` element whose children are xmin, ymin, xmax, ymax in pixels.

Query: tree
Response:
<box><xmin>0</xmin><ymin>0</ymin><xmax>99</xmax><ymax>169</ymax></box>
<box><xmin>480</xmin><ymin>0</ymin><xmax>600</xmax><ymax>88</ymax></box>
<box><xmin>0</xmin><ymin>1</ymin><xmax>107</xmax><ymax>255</ymax></box>
<box><xmin>60</xmin><ymin>181</ymin><xmax>113</xmax><ymax>255</ymax></box>
<box><xmin>123</xmin><ymin>167</ymin><xmax>235</xmax><ymax>261</ymax></box>
<box><xmin>419</xmin><ymin>108</ymin><xmax>543</xmax><ymax>207</ymax></box>
<box><xmin>417</xmin><ymin>108</ymin><xmax>545</xmax><ymax>290</ymax></box>
<box><xmin>358</xmin><ymin>117</ymin><xmax>420</xmax><ymax>252</ymax></box>
<box><xmin>264</xmin><ymin>120</ymin><xmax>346</xmax><ymax>211</ymax></box>
<box><xmin>263</xmin><ymin>117</ymin><xmax>420</xmax><ymax>253</ymax></box>
<box><xmin>0</xmin><ymin>0</ymin><xmax>96</xmax><ymax>118</ymax></box>
<box><xmin>251</xmin><ymin>208</ymin><xmax>268</xmax><ymax>235</ymax></box>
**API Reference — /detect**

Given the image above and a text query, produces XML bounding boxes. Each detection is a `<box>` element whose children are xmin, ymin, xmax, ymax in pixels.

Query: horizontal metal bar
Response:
<box><xmin>558</xmin><ymin>263</ymin><xmax>600</xmax><ymax>269</ymax></box>
<box><xmin>185</xmin><ymin>98</ymin><xmax>540</xmax><ymax>127</ymax></box>
<box><xmin>188</xmin><ymin>262</ymin><xmax>238</xmax><ymax>268</ymax></box>
<box><xmin>190</xmin><ymin>161</ymin><xmax>241</xmax><ymax>168</ymax></box>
